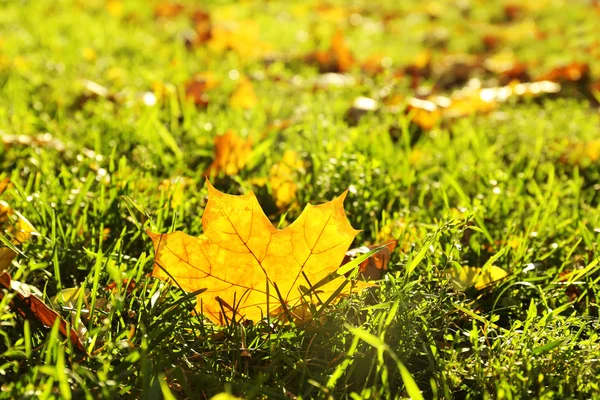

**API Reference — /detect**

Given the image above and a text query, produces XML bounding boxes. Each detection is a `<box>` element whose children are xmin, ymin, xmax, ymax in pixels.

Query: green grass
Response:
<box><xmin>1</xmin><ymin>0</ymin><xmax>600</xmax><ymax>398</ymax></box>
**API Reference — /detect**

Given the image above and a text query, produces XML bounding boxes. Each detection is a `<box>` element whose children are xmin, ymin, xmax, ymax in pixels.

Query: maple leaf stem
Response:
<box><xmin>215</xmin><ymin>297</ymin><xmax>231</xmax><ymax>327</ymax></box>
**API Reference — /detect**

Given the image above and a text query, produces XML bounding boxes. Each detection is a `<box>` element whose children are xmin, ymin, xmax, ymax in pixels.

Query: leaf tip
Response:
<box><xmin>146</xmin><ymin>230</ymin><xmax>162</xmax><ymax>244</ymax></box>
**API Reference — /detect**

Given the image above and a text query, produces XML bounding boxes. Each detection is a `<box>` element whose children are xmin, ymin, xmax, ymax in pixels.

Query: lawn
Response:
<box><xmin>1</xmin><ymin>0</ymin><xmax>600</xmax><ymax>399</ymax></box>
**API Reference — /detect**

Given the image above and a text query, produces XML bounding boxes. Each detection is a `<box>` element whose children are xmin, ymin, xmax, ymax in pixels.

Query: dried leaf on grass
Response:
<box><xmin>343</xmin><ymin>240</ymin><xmax>397</xmax><ymax>281</ymax></box>
<box><xmin>229</xmin><ymin>78</ymin><xmax>257</xmax><ymax>110</ymax></box>
<box><xmin>446</xmin><ymin>265</ymin><xmax>508</xmax><ymax>291</ymax></box>
<box><xmin>0</xmin><ymin>272</ymin><xmax>87</xmax><ymax>353</ymax></box>
<box><xmin>149</xmin><ymin>181</ymin><xmax>371</xmax><ymax>324</ymax></box>
<box><xmin>205</xmin><ymin>130</ymin><xmax>252</xmax><ymax>177</ymax></box>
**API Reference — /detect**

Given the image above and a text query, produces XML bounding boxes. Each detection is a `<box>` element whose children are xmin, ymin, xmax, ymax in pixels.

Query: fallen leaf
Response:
<box><xmin>308</xmin><ymin>30</ymin><xmax>355</xmax><ymax>73</ymax></box>
<box><xmin>0</xmin><ymin>177</ymin><xmax>11</xmax><ymax>197</ymax></box>
<box><xmin>537</xmin><ymin>62</ymin><xmax>590</xmax><ymax>83</ymax></box>
<box><xmin>345</xmin><ymin>96</ymin><xmax>378</xmax><ymax>126</ymax></box>
<box><xmin>154</xmin><ymin>2</ymin><xmax>185</xmax><ymax>19</ymax></box>
<box><xmin>184</xmin><ymin>72</ymin><xmax>219</xmax><ymax>107</ymax></box>
<box><xmin>0</xmin><ymin>272</ymin><xmax>87</xmax><ymax>353</ymax></box>
<box><xmin>149</xmin><ymin>181</ymin><xmax>368</xmax><ymax>324</ymax></box>
<box><xmin>206</xmin><ymin>131</ymin><xmax>252</xmax><ymax>177</ymax></box>
<box><xmin>0</xmin><ymin>201</ymin><xmax>35</xmax><ymax>272</ymax></box>
<box><xmin>406</xmin><ymin>80</ymin><xmax>561</xmax><ymax>130</ymax></box>
<box><xmin>559</xmin><ymin>139</ymin><xmax>600</xmax><ymax>167</ymax></box>
<box><xmin>190</xmin><ymin>10</ymin><xmax>212</xmax><ymax>45</ymax></box>
<box><xmin>343</xmin><ymin>241</ymin><xmax>397</xmax><ymax>280</ymax></box>
<box><xmin>360</xmin><ymin>53</ymin><xmax>392</xmax><ymax>76</ymax></box>
<box><xmin>407</xmin><ymin>98</ymin><xmax>442</xmax><ymax>130</ymax></box>
<box><xmin>208</xmin><ymin>20</ymin><xmax>271</xmax><ymax>59</ymax></box>
<box><xmin>106</xmin><ymin>0</ymin><xmax>123</xmax><ymax>17</ymax></box>
<box><xmin>403</xmin><ymin>50</ymin><xmax>432</xmax><ymax>88</ymax></box>
<box><xmin>229</xmin><ymin>78</ymin><xmax>257</xmax><ymax>110</ymax></box>
<box><xmin>446</xmin><ymin>265</ymin><xmax>508</xmax><ymax>291</ymax></box>
<box><xmin>269</xmin><ymin>150</ymin><xmax>304</xmax><ymax>209</ymax></box>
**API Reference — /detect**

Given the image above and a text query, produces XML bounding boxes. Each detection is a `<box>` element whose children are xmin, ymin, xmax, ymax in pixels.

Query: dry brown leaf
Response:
<box><xmin>343</xmin><ymin>241</ymin><xmax>397</xmax><ymax>280</ymax></box>
<box><xmin>206</xmin><ymin>131</ymin><xmax>252</xmax><ymax>177</ymax></box>
<box><xmin>190</xmin><ymin>10</ymin><xmax>212</xmax><ymax>45</ymax></box>
<box><xmin>208</xmin><ymin>20</ymin><xmax>271</xmax><ymax>59</ymax></box>
<box><xmin>537</xmin><ymin>62</ymin><xmax>590</xmax><ymax>83</ymax></box>
<box><xmin>184</xmin><ymin>72</ymin><xmax>219</xmax><ymax>107</ymax></box>
<box><xmin>154</xmin><ymin>2</ymin><xmax>185</xmax><ymax>19</ymax></box>
<box><xmin>308</xmin><ymin>30</ymin><xmax>355</xmax><ymax>73</ymax></box>
<box><xmin>149</xmin><ymin>181</ymin><xmax>369</xmax><ymax>324</ymax></box>
<box><xmin>0</xmin><ymin>272</ymin><xmax>87</xmax><ymax>353</ymax></box>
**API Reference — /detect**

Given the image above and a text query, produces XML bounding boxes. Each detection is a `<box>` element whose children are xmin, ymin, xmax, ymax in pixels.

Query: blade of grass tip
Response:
<box><xmin>407</xmin><ymin>231</ymin><xmax>436</xmax><ymax>276</ymax></box>
<box><xmin>88</xmin><ymin>235</ymin><xmax>104</xmax><ymax>330</ymax></box>
<box><xmin>153</xmin><ymin>119</ymin><xmax>183</xmax><ymax>162</ymax></box>
<box><xmin>73</xmin><ymin>282</ymin><xmax>87</xmax><ymax>345</ymax></box>
<box><xmin>216</xmin><ymin>296</ymin><xmax>232</xmax><ymax>328</ymax></box>
<box><xmin>10</xmin><ymin>179</ymin><xmax>45</xmax><ymax>223</ymax></box>
<box><xmin>273</xmin><ymin>282</ymin><xmax>293</xmax><ymax>323</ymax></box>
<box><xmin>566</xmin><ymin>257</ymin><xmax>599</xmax><ymax>284</ymax></box>
<box><xmin>326</xmin><ymin>335</ymin><xmax>360</xmax><ymax>389</ymax></box>
<box><xmin>453</xmin><ymin>303</ymin><xmax>507</xmax><ymax>333</ymax></box>
<box><xmin>481</xmin><ymin>247</ymin><xmax>506</xmax><ymax>271</ymax></box>
<box><xmin>23</xmin><ymin>320</ymin><xmax>31</xmax><ymax>359</ymax></box>
<box><xmin>266</xmin><ymin>276</ymin><xmax>270</xmax><ymax>330</ymax></box>
<box><xmin>277</xmin><ymin>211</ymin><xmax>289</xmax><ymax>229</ymax></box>
<box><xmin>345</xmin><ymin>325</ymin><xmax>424</xmax><ymax>400</ymax></box>
<box><xmin>301</xmin><ymin>271</ymin><xmax>323</xmax><ymax>305</ymax></box>
<box><xmin>149</xmin><ymin>288</ymin><xmax>207</xmax><ymax>332</ymax></box>
<box><xmin>51</xmin><ymin>210</ymin><xmax>62</xmax><ymax>290</ymax></box>
<box><xmin>532</xmin><ymin>339</ymin><xmax>565</xmax><ymax>356</ymax></box>
<box><xmin>56</xmin><ymin>347</ymin><xmax>71</xmax><ymax>400</ymax></box>
<box><xmin>336</xmin><ymin>247</ymin><xmax>381</xmax><ymax>277</ymax></box>
<box><xmin>158</xmin><ymin>373</ymin><xmax>177</xmax><ymax>400</ymax></box>
<box><xmin>312</xmin><ymin>279</ymin><xmax>349</xmax><ymax>321</ymax></box>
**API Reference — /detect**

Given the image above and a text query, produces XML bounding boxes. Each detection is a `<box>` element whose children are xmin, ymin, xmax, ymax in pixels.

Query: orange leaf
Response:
<box><xmin>308</xmin><ymin>30</ymin><xmax>355</xmax><ymax>73</ymax></box>
<box><xmin>149</xmin><ymin>181</ymin><xmax>367</xmax><ymax>324</ymax></box>
<box><xmin>184</xmin><ymin>72</ymin><xmax>219</xmax><ymax>107</ymax></box>
<box><xmin>206</xmin><ymin>130</ymin><xmax>252</xmax><ymax>177</ymax></box>
<box><xmin>343</xmin><ymin>241</ymin><xmax>397</xmax><ymax>281</ymax></box>
<box><xmin>154</xmin><ymin>2</ymin><xmax>185</xmax><ymax>19</ymax></box>
<box><xmin>537</xmin><ymin>62</ymin><xmax>590</xmax><ymax>83</ymax></box>
<box><xmin>190</xmin><ymin>10</ymin><xmax>212</xmax><ymax>45</ymax></box>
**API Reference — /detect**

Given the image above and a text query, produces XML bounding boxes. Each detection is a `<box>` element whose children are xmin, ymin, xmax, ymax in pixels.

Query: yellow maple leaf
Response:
<box><xmin>446</xmin><ymin>265</ymin><xmax>508</xmax><ymax>291</ymax></box>
<box><xmin>148</xmin><ymin>181</ymin><xmax>365</xmax><ymax>324</ymax></box>
<box><xmin>208</xmin><ymin>20</ymin><xmax>271</xmax><ymax>59</ymax></box>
